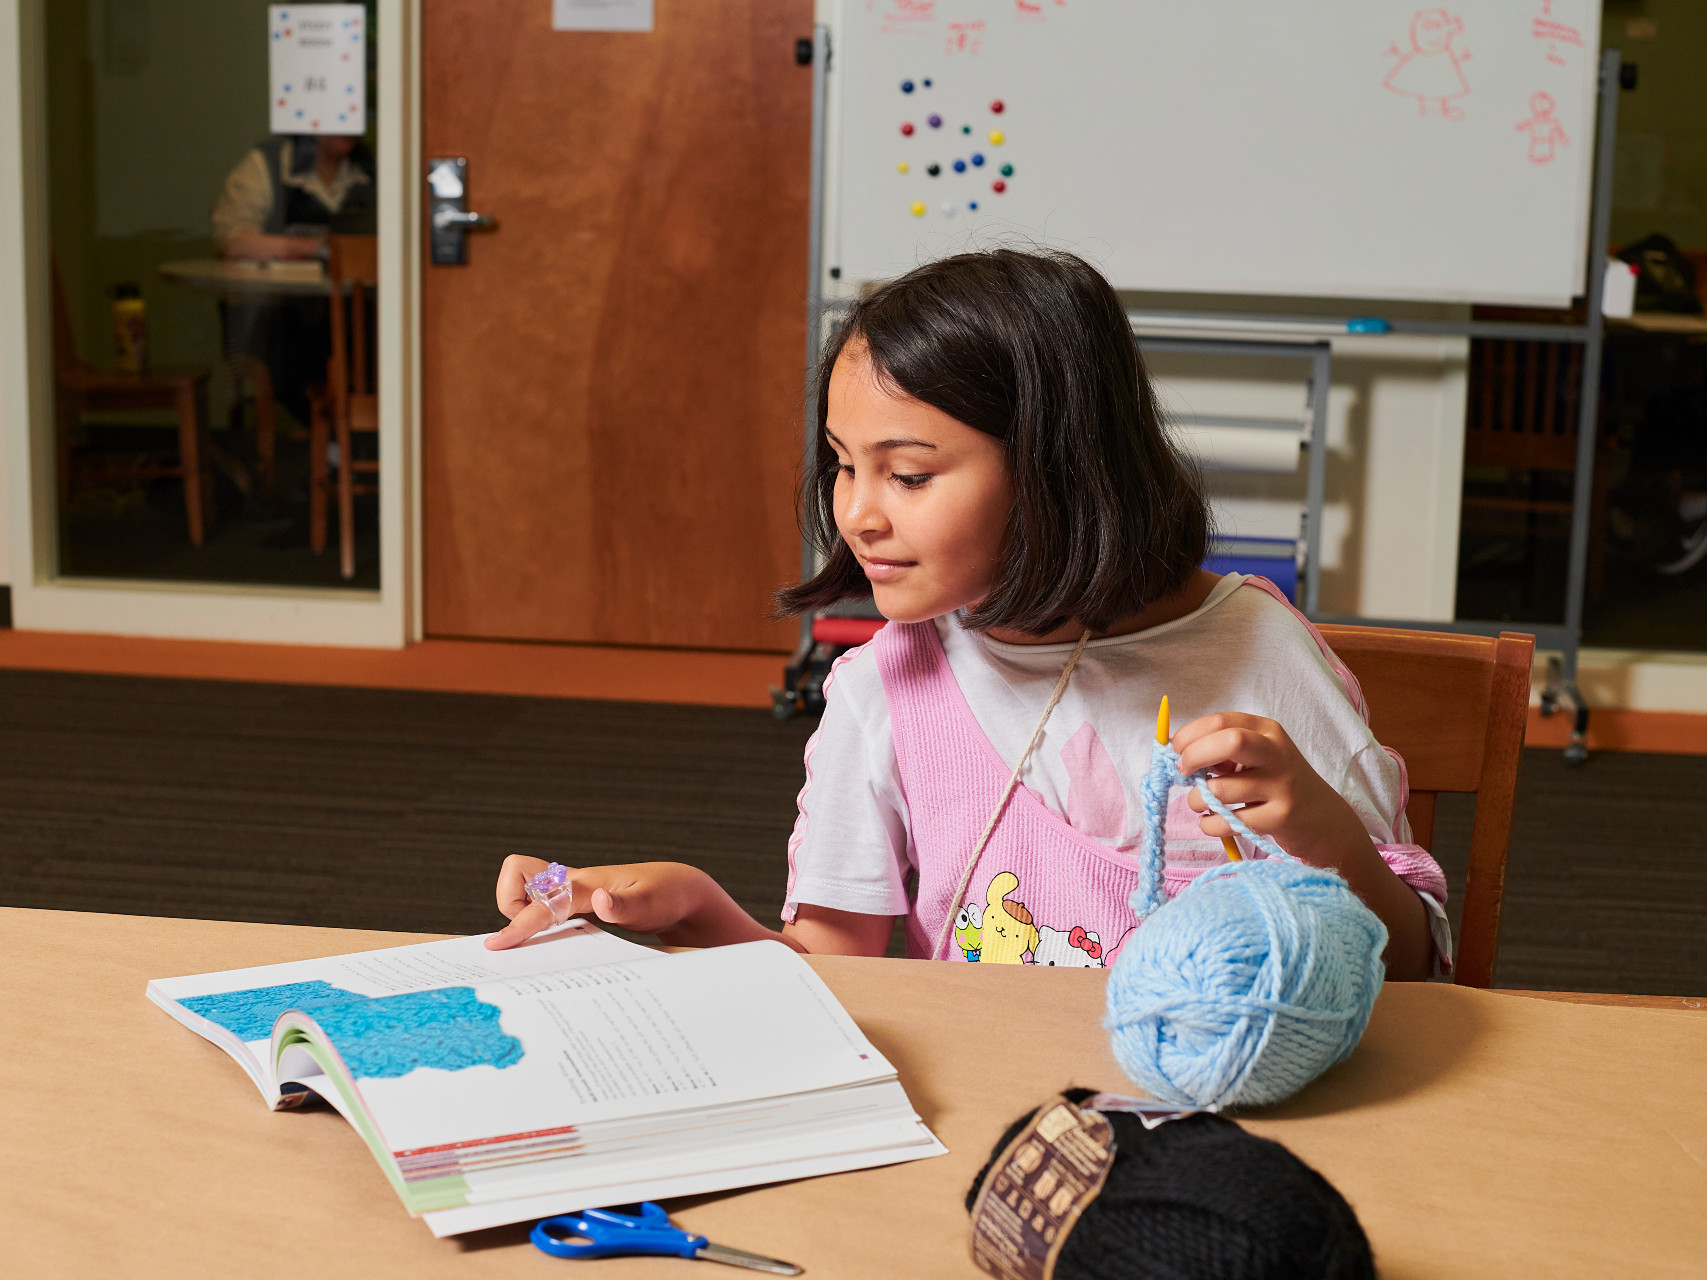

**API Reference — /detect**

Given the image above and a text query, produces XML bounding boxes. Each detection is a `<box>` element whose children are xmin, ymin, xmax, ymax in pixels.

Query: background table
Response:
<box><xmin>4</xmin><ymin>908</ymin><xmax>1703</xmax><ymax>1278</ymax></box>
<box><xmin>158</xmin><ymin>258</ymin><xmax>337</xmax><ymax>299</ymax></box>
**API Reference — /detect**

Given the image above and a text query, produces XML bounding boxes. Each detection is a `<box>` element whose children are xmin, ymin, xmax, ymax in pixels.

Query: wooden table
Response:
<box><xmin>5</xmin><ymin>909</ymin><xmax>1704</xmax><ymax>1278</ymax></box>
<box><xmin>158</xmin><ymin>257</ymin><xmax>336</xmax><ymax>298</ymax></box>
<box><xmin>1609</xmin><ymin>310</ymin><xmax>1707</xmax><ymax>336</ymax></box>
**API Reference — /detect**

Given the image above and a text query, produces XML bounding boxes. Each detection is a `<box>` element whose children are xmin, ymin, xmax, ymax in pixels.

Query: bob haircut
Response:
<box><xmin>776</xmin><ymin>249</ymin><xmax>1210</xmax><ymax>635</ymax></box>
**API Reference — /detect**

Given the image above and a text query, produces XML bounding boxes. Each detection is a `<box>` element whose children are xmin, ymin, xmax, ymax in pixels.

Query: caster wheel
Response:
<box><xmin>1564</xmin><ymin>742</ymin><xmax>1588</xmax><ymax>767</ymax></box>
<box><xmin>770</xmin><ymin>689</ymin><xmax>797</xmax><ymax>722</ymax></box>
<box><xmin>1539</xmin><ymin>693</ymin><xmax>1558</xmax><ymax>717</ymax></box>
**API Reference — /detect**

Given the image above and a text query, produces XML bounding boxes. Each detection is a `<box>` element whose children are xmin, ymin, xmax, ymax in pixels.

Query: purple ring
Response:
<box><xmin>525</xmin><ymin>862</ymin><xmax>576</xmax><ymax>923</ymax></box>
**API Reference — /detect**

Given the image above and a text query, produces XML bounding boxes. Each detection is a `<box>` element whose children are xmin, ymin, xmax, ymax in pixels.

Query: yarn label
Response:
<box><xmin>969</xmin><ymin>1095</ymin><xmax>1116</xmax><ymax>1280</ymax></box>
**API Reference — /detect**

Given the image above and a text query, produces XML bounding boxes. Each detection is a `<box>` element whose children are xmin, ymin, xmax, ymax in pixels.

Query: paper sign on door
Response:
<box><xmin>552</xmin><ymin>0</ymin><xmax>654</xmax><ymax>32</ymax></box>
<box><xmin>270</xmin><ymin>5</ymin><xmax>366</xmax><ymax>136</ymax></box>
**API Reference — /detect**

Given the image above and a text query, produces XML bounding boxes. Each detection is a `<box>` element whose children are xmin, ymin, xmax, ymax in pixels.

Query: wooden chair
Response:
<box><xmin>1463</xmin><ymin>323</ymin><xmax>1614</xmax><ymax>599</ymax></box>
<box><xmin>310</xmin><ymin>235</ymin><xmax>378</xmax><ymax>579</ymax></box>
<box><xmin>51</xmin><ymin>261</ymin><xmax>212</xmax><ymax>544</ymax></box>
<box><xmin>1316</xmin><ymin>624</ymin><xmax>1534</xmax><ymax>988</ymax></box>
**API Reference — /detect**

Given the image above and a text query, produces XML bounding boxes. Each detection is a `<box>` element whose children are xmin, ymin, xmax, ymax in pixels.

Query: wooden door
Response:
<box><xmin>421</xmin><ymin>1</ymin><xmax>812</xmax><ymax>649</ymax></box>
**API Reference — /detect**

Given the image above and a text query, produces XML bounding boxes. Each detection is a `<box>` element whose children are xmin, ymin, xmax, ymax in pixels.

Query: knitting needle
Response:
<box><xmin>1156</xmin><ymin>695</ymin><xmax>1241</xmax><ymax>862</ymax></box>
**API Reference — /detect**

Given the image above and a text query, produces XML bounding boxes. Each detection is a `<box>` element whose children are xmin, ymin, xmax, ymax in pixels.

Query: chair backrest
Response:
<box><xmin>49</xmin><ymin>257</ymin><xmax>88</xmax><ymax>382</ymax></box>
<box><xmin>1315</xmin><ymin>624</ymin><xmax>1533</xmax><ymax>988</ymax></box>
<box><xmin>1465</xmin><ymin>338</ymin><xmax>1582</xmax><ymax>471</ymax></box>
<box><xmin>325</xmin><ymin>235</ymin><xmax>378</xmax><ymax>415</ymax></box>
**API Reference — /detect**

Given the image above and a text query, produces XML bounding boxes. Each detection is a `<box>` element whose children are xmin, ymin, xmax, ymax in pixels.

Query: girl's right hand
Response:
<box><xmin>485</xmin><ymin>856</ymin><xmax>720</xmax><ymax>950</ymax></box>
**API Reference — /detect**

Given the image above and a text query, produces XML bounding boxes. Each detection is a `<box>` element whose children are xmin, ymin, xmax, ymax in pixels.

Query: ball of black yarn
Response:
<box><xmin>966</xmin><ymin>1092</ymin><xmax>1374</xmax><ymax>1280</ymax></box>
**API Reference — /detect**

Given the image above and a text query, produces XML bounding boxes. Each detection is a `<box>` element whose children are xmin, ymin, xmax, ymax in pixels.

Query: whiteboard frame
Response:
<box><xmin>827</xmin><ymin>0</ymin><xmax>1603</xmax><ymax>309</ymax></box>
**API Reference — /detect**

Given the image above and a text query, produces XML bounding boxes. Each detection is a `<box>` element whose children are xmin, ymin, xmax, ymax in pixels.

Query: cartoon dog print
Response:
<box><xmin>955</xmin><ymin>901</ymin><xmax>984</xmax><ymax>962</ymax></box>
<box><xmin>1033</xmin><ymin>924</ymin><xmax>1106</xmax><ymax>968</ymax></box>
<box><xmin>980</xmin><ymin>872</ymin><xmax>1040</xmax><ymax>965</ymax></box>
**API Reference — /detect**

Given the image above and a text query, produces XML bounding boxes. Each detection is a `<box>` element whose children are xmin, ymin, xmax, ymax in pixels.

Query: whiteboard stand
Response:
<box><xmin>775</xmin><ymin>23</ymin><xmax>837</xmax><ymax>722</ymax></box>
<box><xmin>778</xmin><ymin>34</ymin><xmax>1619</xmax><ymax>765</ymax></box>
<box><xmin>1130</xmin><ymin>335</ymin><xmax>1332</xmax><ymax>616</ymax></box>
<box><xmin>1304</xmin><ymin>48</ymin><xmax>1622</xmax><ymax>764</ymax></box>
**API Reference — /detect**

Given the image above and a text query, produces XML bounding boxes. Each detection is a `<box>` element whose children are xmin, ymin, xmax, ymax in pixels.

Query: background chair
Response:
<box><xmin>1462</xmin><ymin>332</ymin><xmax>1615</xmax><ymax>601</ymax></box>
<box><xmin>310</xmin><ymin>234</ymin><xmax>378</xmax><ymax>579</ymax></box>
<box><xmin>1317</xmin><ymin>624</ymin><xmax>1534</xmax><ymax>988</ymax></box>
<box><xmin>52</xmin><ymin>262</ymin><xmax>211</xmax><ymax>545</ymax></box>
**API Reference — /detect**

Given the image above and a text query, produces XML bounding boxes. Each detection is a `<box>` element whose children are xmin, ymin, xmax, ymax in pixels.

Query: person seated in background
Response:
<box><xmin>210</xmin><ymin>134</ymin><xmax>375</xmax><ymax>447</ymax></box>
<box><xmin>212</xmin><ymin>133</ymin><xmax>373</xmax><ymax>261</ymax></box>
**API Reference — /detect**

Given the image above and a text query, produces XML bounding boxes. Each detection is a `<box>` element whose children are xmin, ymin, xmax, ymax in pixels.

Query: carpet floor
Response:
<box><xmin>2</xmin><ymin>668</ymin><xmax>1703</xmax><ymax>994</ymax></box>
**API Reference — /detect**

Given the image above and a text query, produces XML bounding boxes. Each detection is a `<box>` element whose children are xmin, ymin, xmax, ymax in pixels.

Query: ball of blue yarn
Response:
<box><xmin>1105</xmin><ymin>857</ymin><xmax>1388</xmax><ymax>1109</ymax></box>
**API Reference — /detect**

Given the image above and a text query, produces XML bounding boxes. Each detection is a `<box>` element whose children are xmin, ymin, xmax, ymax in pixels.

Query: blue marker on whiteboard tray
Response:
<box><xmin>1346</xmin><ymin>317</ymin><xmax>1390</xmax><ymax>334</ymax></box>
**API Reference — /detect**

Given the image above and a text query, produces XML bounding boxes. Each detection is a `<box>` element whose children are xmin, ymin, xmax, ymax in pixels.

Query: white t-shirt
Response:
<box><xmin>784</xmin><ymin>574</ymin><xmax>1451</xmax><ymax>958</ymax></box>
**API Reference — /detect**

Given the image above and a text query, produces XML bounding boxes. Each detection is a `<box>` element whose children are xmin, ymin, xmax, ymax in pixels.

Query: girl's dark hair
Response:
<box><xmin>775</xmin><ymin>249</ymin><xmax>1210</xmax><ymax>635</ymax></box>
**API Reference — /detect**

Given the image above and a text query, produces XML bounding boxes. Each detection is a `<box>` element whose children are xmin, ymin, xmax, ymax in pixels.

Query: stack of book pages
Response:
<box><xmin>149</xmin><ymin>923</ymin><xmax>944</xmax><ymax>1235</ymax></box>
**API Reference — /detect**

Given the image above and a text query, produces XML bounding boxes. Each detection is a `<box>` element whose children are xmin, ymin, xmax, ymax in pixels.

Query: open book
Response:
<box><xmin>149</xmin><ymin>923</ymin><xmax>944</xmax><ymax>1236</ymax></box>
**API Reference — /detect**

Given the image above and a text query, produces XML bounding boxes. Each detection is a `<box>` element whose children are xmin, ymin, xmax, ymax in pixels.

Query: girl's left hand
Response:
<box><xmin>1171</xmin><ymin>713</ymin><xmax>1370</xmax><ymax>865</ymax></box>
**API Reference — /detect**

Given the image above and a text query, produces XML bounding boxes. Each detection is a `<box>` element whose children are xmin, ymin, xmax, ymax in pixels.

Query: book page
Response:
<box><xmin>326</xmin><ymin>941</ymin><xmax>896</xmax><ymax>1156</ymax></box>
<box><xmin>429</xmin><ymin>1118</ymin><xmax>947</xmax><ymax>1235</ymax></box>
<box><xmin>146</xmin><ymin>922</ymin><xmax>655</xmax><ymax>1096</ymax></box>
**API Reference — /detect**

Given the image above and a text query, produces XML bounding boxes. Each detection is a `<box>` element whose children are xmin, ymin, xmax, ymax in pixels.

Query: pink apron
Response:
<box><xmin>876</xmin><ymin>619</ymin><xmax>1148</xmax><ymax>967</ymax></box>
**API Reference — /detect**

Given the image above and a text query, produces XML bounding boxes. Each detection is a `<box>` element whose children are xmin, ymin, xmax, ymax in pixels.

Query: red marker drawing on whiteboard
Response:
<box><xmin>1515</xmin><ymin>91</ymin><xmax>1569</xmax><ymax>165</ymax></box>
<box><xmin>1532</xmin><ymin>17</ymin><xmax>1584</xmax><ymax>68</ymax></box>
<box><xmin>945</xmin><ymin>19</ymin><xmax>985</xmax><ymax>56</ymax></box>
<box><xmin>1382</xmin><ymin>9</ymin><xmax>1472</xmax><ymax>121</ymax></box>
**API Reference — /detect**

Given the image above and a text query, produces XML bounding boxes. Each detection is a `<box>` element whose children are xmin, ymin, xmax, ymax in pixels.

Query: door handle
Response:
<box><xmin>432</xmin><ymin>209</ymin><xmax>496</xmax><ymax>231</ymax></box>
<box><xmin>426</xmin><ymin>157</ymin><xmax>497</xmax><ymax>265</ymax></box>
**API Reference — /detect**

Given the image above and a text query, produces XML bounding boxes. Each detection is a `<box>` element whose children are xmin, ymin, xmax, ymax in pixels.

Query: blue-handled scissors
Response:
<box><xmin>530</xmin><ymin>1202</ymin><xmax>803</xmax><ymax>1274</ymax></box>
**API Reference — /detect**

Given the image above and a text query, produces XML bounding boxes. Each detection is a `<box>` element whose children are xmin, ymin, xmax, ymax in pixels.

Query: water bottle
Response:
<box><xmin>112</xmin><ymin>282</ymin><xmax>148</xmax><ymax>374</ymax></box>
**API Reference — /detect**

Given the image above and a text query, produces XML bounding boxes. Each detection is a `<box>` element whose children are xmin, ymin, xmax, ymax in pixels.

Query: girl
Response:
<box><xmin>487</xmin><ymin>250</ymin><xmax>1448</xmax><ymax>980</ymax></box>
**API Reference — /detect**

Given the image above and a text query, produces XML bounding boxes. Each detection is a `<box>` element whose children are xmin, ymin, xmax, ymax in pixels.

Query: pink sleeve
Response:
<box><xmin>1372</xmin><ymin>743</ymin><xmax>1448</xmax><ymax>904</ymax></box>
<box><xmin>1375</xmin><ymin>843</ymin><xmax>1447</xmax><ymax>904</ymax></box>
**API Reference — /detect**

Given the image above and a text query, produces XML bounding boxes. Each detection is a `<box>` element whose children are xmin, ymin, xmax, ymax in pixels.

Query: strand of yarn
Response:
<box><xmin>932</xmin><ymin>628</ymin><xmax>1092</xmax><ymax>961</ymax></box>
<box><xmin>1132</xmin><ymin>741</ymin><xmax>1288</xmax><ymax>921</ymax></box>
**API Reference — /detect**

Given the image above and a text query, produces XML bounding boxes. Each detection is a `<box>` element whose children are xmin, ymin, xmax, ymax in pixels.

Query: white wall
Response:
<box><xmin>89</xmin><ymin>0</ymin><xmax>271</xmax><ymax>238</ymax></box>
<box><xmin>0</xmin><ymin>416</ymin><xmax>11</xmax><ymax>589</ymax></box>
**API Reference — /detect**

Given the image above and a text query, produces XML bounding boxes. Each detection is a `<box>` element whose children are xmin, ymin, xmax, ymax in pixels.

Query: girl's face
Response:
<box><xmin>826</xmin><ymin>344</ymin><xmax>1013</xmax><ymax>624</ymax></box>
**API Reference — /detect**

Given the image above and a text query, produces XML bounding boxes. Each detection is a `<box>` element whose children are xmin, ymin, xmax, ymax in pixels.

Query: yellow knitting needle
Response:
<box><xmin>1156</xmin><ymin>695</ymin><xmax>1241</xmax><ymax>862</ymax></box>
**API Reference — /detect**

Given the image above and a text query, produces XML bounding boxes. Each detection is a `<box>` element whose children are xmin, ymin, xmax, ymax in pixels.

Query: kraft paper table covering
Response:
<box><xmin>3</xmin><ymin>909</ymin><xmax>1704</xmax><ymax>1278</ymax></box>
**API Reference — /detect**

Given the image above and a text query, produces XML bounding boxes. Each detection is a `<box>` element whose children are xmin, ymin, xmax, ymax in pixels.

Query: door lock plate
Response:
<box><xmin>427</xmin><ymin>157</ymin><xmax>495</xmax><ymax>265</ymax></box>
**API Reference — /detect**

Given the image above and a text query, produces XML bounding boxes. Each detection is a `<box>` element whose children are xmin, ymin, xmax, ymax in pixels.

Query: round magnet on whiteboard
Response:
<box><xmin>999</xmin><ymin>162</ymin><xmax>1014</xmax><ymax>177</ymax></box>
<box><xmin>991</xmin><ymin>99</ymin><xmax>1005</xmax><ymax>114</ymax></box>
<box><xmin>969</xmin><ymin>201</ymin><xmax>979</xmax><ymax>210</ymax></box>
<box><xmin>923</xmin><ymin>78</ymin><xmax>933</xmax><ymax>87</ymax></box>
<box><xmin>900</xmin><ymin>122</ymin><xmax>915</xmax><ymax>136</ymax></box>
<box><xmin>953</xmin><ymin>159</ymin><xmax>967</xmax><ymax>173</ymax></box>
<box><xmin>942</xmin><ymin>202</ymin><xmax>955</xmax><ymax>215</ymax></box>
<box><xmin>961</xmin><ymin>125</ymin><xmax>972</xmax><ymax>135</ymax></box>
<box><xmin>928</xmin><ymin>114</ymin><xmax>942</xmax><ymax>128</ymax></box>
<box><xmin>992</xmin><ymin>179</ymin><xmax>1007</xmax><ymax>193</ymax></box>
<box><xmin>989</xmin><ymin>130</ymin><xmax>1005</xmax><ymax>145</ymax></box>
<box><xmin>901</xmin><ymin>79</ymin><xmax>915</xmax><ymax>93</ymax></box>
<box><xmin>897</xmin><ymin>161</ymin><xmax>909</xmax><ymax>173</ymax></box>
<box><xmin>971</xmin><ymin>153</ymin><xmax>985</xmax><ymax>167</ymax></box>
<box><xmin>927</xmin><ymin>163</ymin><xmax>941</xmax><ymax>177</ymax></box>
<box><xmin>910</xmin><ymin>201</ymin><xmax>926</xmax><ymax>217</ymax></box>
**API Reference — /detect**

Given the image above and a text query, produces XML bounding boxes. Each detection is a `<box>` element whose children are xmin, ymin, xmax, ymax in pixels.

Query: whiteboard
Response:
<box><xmin>831</xmin><ymin>1</ymin><xmax>1601</xmax><ymax>306</ymax></box>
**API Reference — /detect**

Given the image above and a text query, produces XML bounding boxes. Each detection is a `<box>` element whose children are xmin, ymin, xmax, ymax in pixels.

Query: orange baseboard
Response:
<box><xmin>6</xmin><ymin>628</ymin><xmax>1707</xmax><ymax>746</ymax></box>
<box><xmin>0</xmin><ymin>629</ymin><xmax>789</xmax><ymax>710</ymax></box>
<box><xmin>1526</xmin><ymin>705</ymin><xmax>1707</xmax><ymax>756</ymax></box>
